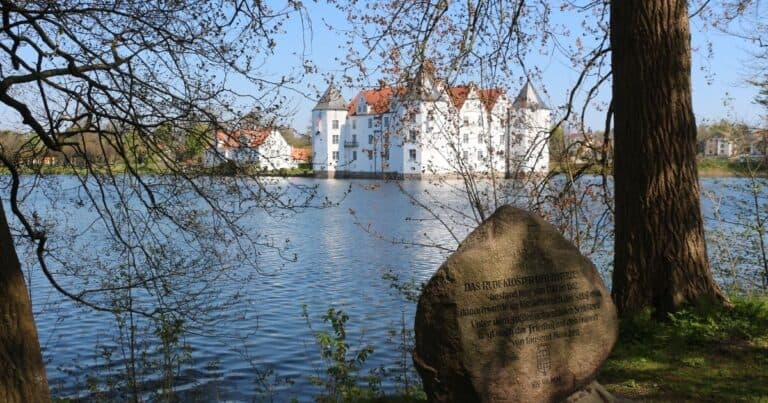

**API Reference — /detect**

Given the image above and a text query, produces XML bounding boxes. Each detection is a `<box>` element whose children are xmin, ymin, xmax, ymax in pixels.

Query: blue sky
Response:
<box><xmin>267</xmin><ymin>2</ymin><xmax>765</xmax><ymax>133</ymax></box>
<box><xmin>1</xmin><ymin>2</ymin><xmax>764</xmax><ymax>134</ymax></box>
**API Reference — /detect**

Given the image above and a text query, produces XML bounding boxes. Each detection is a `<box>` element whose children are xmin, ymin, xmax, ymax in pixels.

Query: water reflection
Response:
<box><xmin>6</xmin><ymin>175</ymin><xmax>761</xmax><ymax>401</ymax></box>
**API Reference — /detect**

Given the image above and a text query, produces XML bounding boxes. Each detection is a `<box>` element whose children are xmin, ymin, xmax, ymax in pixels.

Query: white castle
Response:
<box><xmin>311</xmin><ymin>75</ymin><xmax>551</xmax><ymax>178</ymax></box>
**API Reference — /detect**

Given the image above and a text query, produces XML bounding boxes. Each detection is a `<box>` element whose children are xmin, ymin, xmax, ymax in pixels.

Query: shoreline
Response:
<box><xmin>2</xmin><ymin>161</ymin><xmax>765</xmax><ymax>179</ymax></box>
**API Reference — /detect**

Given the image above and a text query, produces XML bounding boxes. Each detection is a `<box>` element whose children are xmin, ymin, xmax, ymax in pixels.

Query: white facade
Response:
<box><xmin>749</xmin><ymin>130</ymin><xmax>768</xmax><ymax>158</ymax></box>
<box><xmin>310</xmin><ymin>85</ymin><xmax>349</xmax><ymax>176</ymax></box>
<box><xmin>704</xmin><ymin>134</ymin><xmax>735</xmax><ymax>157</ymax></box>
<box><xmin>204</xmin><ymin>128</ymin><xmax>297</xmax><ymax>170</ymax></box>
<box><xmin>312</xmin><ymin>79</ymin><xmax>551</xmax><ymax>178</ymax></box>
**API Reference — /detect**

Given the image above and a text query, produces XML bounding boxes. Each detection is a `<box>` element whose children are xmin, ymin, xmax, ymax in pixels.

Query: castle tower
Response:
<box><xmin>510</xmin><ymin>80</ymin><xmax>552</xmax><ymax>173</ymax></box>
<box><xmin>312</xmin><ymin>83</ymin><xmax>348</xmax><ymax>178</ymax></box>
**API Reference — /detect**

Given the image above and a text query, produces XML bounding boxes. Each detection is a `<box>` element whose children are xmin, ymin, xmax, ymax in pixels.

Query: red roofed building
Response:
<box><xmin>291</xmin><ymin>147</ymin><xmax>312</xmax><ymax>163</ymax></box>
<box><xmin>204</xmin><ymin>128</ymin><xmax>298</xmax><ymax>170</ymax></box>
<box><xmin>311</xmin><ymin>77</ymin><xmax>551</xmax><ymax>178</ymax></box>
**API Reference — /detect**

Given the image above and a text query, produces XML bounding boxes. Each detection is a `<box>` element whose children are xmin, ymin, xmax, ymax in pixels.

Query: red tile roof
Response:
<box><xmin>215</xmin><ymin>128</ymin><xmax>271</xmax><ymax>150</ymax></box>
<box><xmin>348</xmin><ymin>84</ymin><xmax>505</xmax><ymax>115</ymax></box>
<box><xmin>348</xmin><ymin>87</ymin><xmax>410</xmax><ymax>116</ymax></box>
<box><xmin>449</xmin><ymin>86</ymin><xmax>470</xmax><ymax>110</ymax></box>
<box><xmin>291</xmin><ymin>147</ymin><xmax>311</xmax><ymax>161</ymax></box>
<box><xmin>449</xmin><ymin>86</ymin><xmax>503</xmax><ymax>112</ymax></box>
<box><xmin>479</xmin><ymin>88</ymin><xmax>503</xmax><ymax>112</ymax></box>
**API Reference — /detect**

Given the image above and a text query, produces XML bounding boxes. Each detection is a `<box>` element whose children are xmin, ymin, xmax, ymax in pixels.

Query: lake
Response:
<box><xmin>7</xmin><ymin>175</ymin><xmax>765</xmax><ymax>401</ymax></box>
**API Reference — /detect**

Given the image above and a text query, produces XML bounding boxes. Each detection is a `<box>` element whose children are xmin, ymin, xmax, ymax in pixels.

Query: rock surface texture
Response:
<box><xmin>414</xmin><ymin>206</ymin><xmax>618</xmax><ymax>403</ymax></box>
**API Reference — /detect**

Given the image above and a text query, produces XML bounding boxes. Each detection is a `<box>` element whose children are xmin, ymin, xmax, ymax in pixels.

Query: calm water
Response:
<box><xmin>9</xmin><ymin>176</ymin><xmax>764</xmax><ymax>401</ymax></box>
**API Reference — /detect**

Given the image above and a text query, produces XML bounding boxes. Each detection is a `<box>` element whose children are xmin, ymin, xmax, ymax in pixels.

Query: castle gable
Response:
<box><xmin>314</xmin><ymin>83</ymin><xmax>348</xmax><ymax>111</ymax></box>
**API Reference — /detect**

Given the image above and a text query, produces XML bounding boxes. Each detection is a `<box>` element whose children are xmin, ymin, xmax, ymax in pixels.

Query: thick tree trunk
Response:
<box><xmin>0</xmin><ymin>202</ymin><xmax>50</xmax><ymax>402</ymax></box>
<box><xmin>610</xmin><ymin>0</ymin><xmax>729</xmax><ymax>318</ymax></box>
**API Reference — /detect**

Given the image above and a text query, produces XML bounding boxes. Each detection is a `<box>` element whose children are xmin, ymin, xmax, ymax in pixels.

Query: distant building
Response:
<box><xmin>204</xmin><ymin>128</ymin><xmax>297</xmax><ymax>170</ymax></box>
<box><xmin>703</xmin><ymin>134</ymin><xmax>735</xmax><ymax>157</ymax></box>
<box><xmin>749</xmin><ymin>130</ymin><xmax>768</xmax><ymax>158</ymax></box>
<box><xmin>291</xmin><ymin>147</ymin><xmax>312</xmax><ymax>164</ymax></box>
<box><xmin>311</xmin><ymin>76</ymin><xmax>551</xmax><ymax>178</ymax></box>
<box><xmin>564</xmin><ymin>130</ymin><xmax>613</xmax><ymax>164</ymax></box>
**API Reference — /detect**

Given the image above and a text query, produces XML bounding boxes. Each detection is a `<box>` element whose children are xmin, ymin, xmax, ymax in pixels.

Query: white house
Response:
<box><xmin>704</xmin><ymin>134</ymin><xmax>735</xmax><ymax>157</ymax></box>
<box><xmin>311</xmin><ymin>76</ymin><xmax>551</xmax><ymax>178</ymax></box>
<box><xmin>204</xmin><ymin>128</ymin><xmax>297</xmax><ymax>170</ymax></box>
<box><xmin>749</xmin><ymin>130</ymin><xmax>768</xmax><ymax>159</ymax></box>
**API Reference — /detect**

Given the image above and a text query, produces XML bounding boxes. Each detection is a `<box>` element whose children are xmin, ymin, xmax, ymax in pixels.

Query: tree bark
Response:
<box><xmin>610</xmin><ymin>0</ymin><xmax>729</xmax><ymax>318</ymax></box>
<box><xmin>0</xmin><ymin>202</ymin><xmax>50</xmax><ymax>402</ymax></box>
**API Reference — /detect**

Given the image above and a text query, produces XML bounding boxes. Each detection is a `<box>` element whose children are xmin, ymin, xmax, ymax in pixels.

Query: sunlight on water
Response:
<box><xmin>6</xmin><ymin>175</ymin><xmax>761</xmax><ymax>401</ymax></box>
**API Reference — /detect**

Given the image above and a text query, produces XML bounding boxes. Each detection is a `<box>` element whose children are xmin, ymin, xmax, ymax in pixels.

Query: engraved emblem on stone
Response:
<box><xmin>536</xmin><ymin>344</ymin><xmax>551</xmax><ymax>376</ymax></box>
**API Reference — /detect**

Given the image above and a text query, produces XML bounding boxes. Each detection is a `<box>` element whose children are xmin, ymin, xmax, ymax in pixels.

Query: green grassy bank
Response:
<box><xmin>599</xmin><ymin>296</ymin><xmax>768</xmax><ymax>402</ymax></box>
<box><xmin>299</xmin><ymin>296</ymin><xmax>768</xmax><ymax>403</ymax></box>
<box><xmin>551</xmin><ymin>157</ymin><xmax>768</xmax><ymax>178</ymax></box>
<box><xmin>0</xmin><ymin>161</ymin><xmax>314</xmax><ymax>177</ymax></box>
<box><xmin>364</xmin><ymin>296</ymin><xmax>768</xmax><ymax>403</ymax></box>
<box><xmin>696</xmin><ymin>157</ymin><xmax>768</xmax><ymax>177</ymax></box>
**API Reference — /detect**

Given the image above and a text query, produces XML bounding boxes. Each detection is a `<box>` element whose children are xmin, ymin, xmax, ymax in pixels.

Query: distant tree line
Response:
<box><xmin>0</xmin><ymin>123</ymin><xmax>215</xmax><ymax>170</ymax></box>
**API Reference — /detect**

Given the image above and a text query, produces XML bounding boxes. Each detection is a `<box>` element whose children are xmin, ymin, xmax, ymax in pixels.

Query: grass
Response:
<box><xmin>356</xmin><ymin>296</ymin><xmax>768</xmax><ymax>403</ymax></box>
<box><xmin>549</xmin><ymin>161</ymin><xmax>612</xmax><ymax>176</ymax></box>
<box><xmin>598</xmin><ymin>296</ymin><xmax>768</xmax><ymax>402</ymax></box>
<box><xmin>354</xmin><ymin>297</ymin><xmax>768</xmax><ymax>403</ymax></box>
<box><xmin>696</xmin><ymin>157</ymin><xmax>767</xmax><ymax>177</ymax></box>
<box><xmin>550</xmin><ymin>157</ymin><xmax>768</xmax><ymax>178</ymax></box>
<box><xmin>354</xmin><ymin>397</ymin><xmax>426</xmax><ymax>403</ymax></box>
<box><xmin>7</xmin><ymin>157</ymin><xmax>766</xmax><ymax>179</ymax></box>
<box><xmin>1</xmin><ymin>161</ymin><xmax>315</xmax><ymax>177</ymax></box>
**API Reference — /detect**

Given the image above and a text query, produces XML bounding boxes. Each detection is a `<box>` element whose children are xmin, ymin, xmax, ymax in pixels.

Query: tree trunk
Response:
<box><xmin>0</xmin><ymin>202</ymin><xmax>50</xmax><ymax>402</ymax></box>
<box><xmin>610</xmin><ymin>0</ymin><xmax>729</xmax><ymax>318</ymax></box>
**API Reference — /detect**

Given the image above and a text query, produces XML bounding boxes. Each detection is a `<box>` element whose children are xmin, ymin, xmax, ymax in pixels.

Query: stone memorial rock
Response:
<box><xmin>414</xmin><ymin>206</ymin><xmax>618</xmax><ymax>403</ymax></box>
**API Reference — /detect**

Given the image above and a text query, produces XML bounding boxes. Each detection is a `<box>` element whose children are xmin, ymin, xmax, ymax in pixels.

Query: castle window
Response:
<box><xmin>332</xmin><ymin>120</ymin><xmax>339</xmax><ymax>129</ymax></box>
<box><xmin>409</xmin><ymin>149</ymin><xmax>417</xmax><ymax>161</ymax></box>
<box><xmin>352</xmin><ymin>151</ymin><xmax>357</xmax><ymax>160</ymax></box>
<box><xmin>332</xmin><ymin>151</ymin><xmax>339</xmax><ymax>160</ymax></box>
<box><xmin>368</xmin><ymin>118</ymin><xmax>373</xmax><ymax>128</ymax></box>
<box><xmin>384</xmin><ymin>116</ymin><xmax>390</xmax><ymax>127</ymax></box>
<box><xmin>332</xmin><ymin>135</ymin><xmax>339</xmax><ymax>144</ymax></box>
<box><xmin>368</xmin><ymin>135</ymin><xmax>373</xmax><ymax>144</ymax></box>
